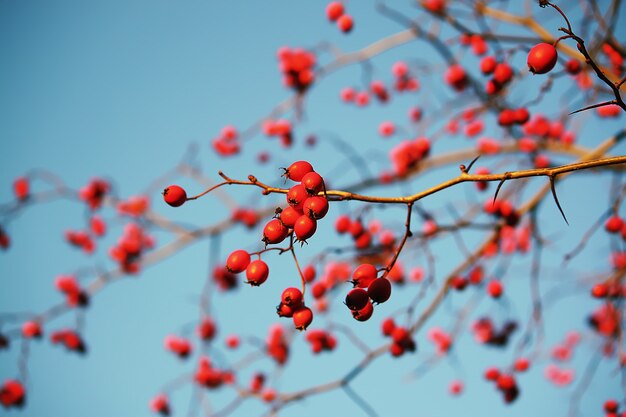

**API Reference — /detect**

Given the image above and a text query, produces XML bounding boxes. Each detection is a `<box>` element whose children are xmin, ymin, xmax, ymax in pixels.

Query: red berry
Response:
<box><xmin>337</xmin><ymin>14</ymin><xmax>353</xmax><ymax>33</ymax></box>
<box><xmin>345</xmin><ymin>288</ymin><xmax>369</xmax><ymax>311</ymax></box>
<box><xmin>487</xmin><ymin>280</ymin><xmax>503</xmax><ymax>298</ymax></box>
<box><xmin>294</xmin><ymin>215</ymin><xmax>317</xmax><ymax>241</ymax></box>
<box><xmin>527</xmin><ymin>43</ymin><xmax>558</xmax><ymax>74</ymax></box>
<box><xmin>246</xmin><ymin>260</ymin><xmax>269</xmax><ymax>286</ymax></box>
<box><xmin>480</xmin><ymin>56</ymin><xmax>497</xmax><ymax>74</ymax></box>
<box><xmin>484</xmin><ymin>367</ymin><xmax>500</xmax><ymax>381</ymax></box>
<box><xmin>368</xmin><ymin>277</ymin><xmax>392</xmax><ymax>304</ymax></box>
<box><xmin>162</xmin><ymin>185</ymin><xmax>187</xmax><ymax>207</ymax></box>
<box><xmin>605</xmin><ymin>215</ymin><xmax>624</xmax><ymax>233</ymax></box>
<box><xmin>352</xmin><ymin>300</ymin><xmax>374</xmax><ymax>321</ymax></box>
<box><xmin>283</xmin><ymin>161</ymin><xmax>314</xmax><ymax>182</ymax></box>
<box><xmin>281</xmin><ymin>287</ymin><xmax>304</xmax><ymax>307</ymax></box>
<box><xmin>514</xmin><ymin>357</ymin><xmax>530</xmax><ymax>372</ymax></box>
<box><xmin>301</xmin><ymin>172</ymin><xmax>325</xmax><ymax>194</ymax></box>
<box><xmin>287</xmin><ymin>184</ymin><xmax>309</xmax><ymax>210</ymax></box>
<box><xmin>262</xmin><ymin>219</ymin><xmax>289</xmax><ymax>244</ymax></box>
<box><xmin>13</xmin><ymin>177</ymin><xmax>29</xmax><ymax>201</ymax></box>
<box><xmin>605</xmin><ymin>400</ymin><xmax>619</xmax><ymax>413</ymax></box>
<box><xmin>335</xmin><ymin>215</ymin><xmax>351</xmax><ymax>234</ymax></box>
<box><xmin>493</xmin><ymin>62</ymin><xmax>513</xmax><ymax>84</ymax></box>
<box><xmin>279</xmin><ymin>206</ymin><xmax>303</xmax><ymax>228</ymax></box>
<box><xmin>352</xmin><ymin>263</ymin><xmax>378</xmax><ymax>288</ymax></box>
<box><xmin>444</xmin><ymin>64</ymin><xmax>468</xmax><ymax>91</ymax></box>
<box><xmin>226</xmin><ymin>250</ymin><xmax>251</xmax><ymax>273</ymax></box>
<box><xmin>325</xmin><ymin>2</ymin><xmax>344</xmax><ymax>21</ymax></box>
<box><xmin>591</xmin><ymin>283</ymin><xmax>608</xmax><ymax>298</ymax></box>
<box><xmin>22</xmin><ymin>321</ymin><xmax>42</xmax><ymax>338</ymax></box>
<box><xmin>302</xmin><ymin>196</ymin><xmax>329</xmax><ymax>219</ymax></box>
<box><xmin>292</xmin><ymin>306</ymin><xmax>313</xmax><ymax>331</ymax></box>
<box><xmin>381</xmin><ymin>317</ymin><xmax>396</xmax><ymax>336</ymax></box>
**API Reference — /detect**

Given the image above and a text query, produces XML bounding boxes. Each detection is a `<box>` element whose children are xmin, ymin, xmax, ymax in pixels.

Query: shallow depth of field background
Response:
<box><xmin>1</xmin><ymin>1</ymin><xmax>625</xmax><ymax>416</ymax></box>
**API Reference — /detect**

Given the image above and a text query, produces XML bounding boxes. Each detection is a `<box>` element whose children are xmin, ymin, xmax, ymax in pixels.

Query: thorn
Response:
<box><xmin>549</xmin><ymin>176</ymin><xmax>569</xmax><ymax>225</ymax></box>
<box><xmin>492</xmin><ymin>176</ymin><xmax>507</xmax><ymax>206</ymax></box>
<box><xmin>466</xmin><ymin>155</ymin><xmax>481</xmax><ymax>173</ymax></box>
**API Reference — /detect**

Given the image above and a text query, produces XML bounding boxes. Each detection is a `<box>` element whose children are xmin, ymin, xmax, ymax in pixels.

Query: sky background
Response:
<box><xmin>1</xmin><ymin>1</ymin><xmax>625</xmax><ymax>416</ymax></box>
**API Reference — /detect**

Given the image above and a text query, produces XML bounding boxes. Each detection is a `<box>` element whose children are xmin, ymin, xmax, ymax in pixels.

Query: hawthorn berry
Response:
<box><xmin>527</xmin><ymin>43</ymin><xmax>558</xmax><ymax>74</ymax></box>
<box><xmin>352</xmin><ymin>300</ymin><xmax>374</xmax><ymax>321</ymax></box>
<box><xmin>279</xmin><ymin>206</ymin><xmax>303</xmax><ymax>228</ymax></box>
<box><xmin>325</xmin><ymin>2</ymin><xmax>344</xmax><ymax>21</ymax></box>
<box><xmin>487</xmin><ymin>280</ymin><xmax>503</xmax><ymax>298</ymax></box>
<box><xmin>302</xmin><ymin>196</ymin><xmax>329</xmax><ymax>220</ymax></box>
<box><xmin>352</xmin><ymin>263</ymin><xmax>378</xmax><ymax>288</ymax></box>
<box><xmin>292</xmin><ymin>306</ymin><xmax>313</xmax><ymax>331</ymax></box>
<box><xmin>162</xmin><ymin>185</ymin><xmax>187</xmax><ymax>207</ymax></box>
<box><xmin>22</xmin><ymin>321</ymin><xmax>42</xmax><ymax>338</ymax></box>
<box><xmin>337</xmin><ymin>14</ymin><xmax>353</xmax><ymax>33</ymax></box>
<box><xmin>345</xmin><ymin>288</ymin><xmax>369</xmax><ymax>311</ymax></box>
<box><xmin>283</xmin><ymin>161</ymin><xmax>314</xmax><ymax>182</ymax></box>
<box><xmin>13</xmin><ymin>177</ymin><xmax>29</xmax><ymax>201</ymax></box>
<box><xmin>287</xmin><ymin>184</ymin><xmax>309</xmax><ymax>210</ymax></box>
<box><xmin>225</xmin><ymin>250</ymin><xmax>251</xmax><ymax>273</ymax></box>
<box><xmin>294</xmin><ymin>215</ymin><xmax>317</xmax><ymax>241</ymax></box>
<box><xmin>262</xmin><ymin>219</ymin><xmax>289</xmax><ymax>245</ymax></box>
<box><xmin>281</xmin><ymin>287</ymin><xmax>304</xmax><ymax>307</ymax></box>
<box><xmin>381</xmin><ymin>317</ymin><xmax>396</xmax><ymax>336</ymax></box>
<box><xmin>368</xmin><ymin>277</ymin><xmax>392</xmax><ymax>304</ymax></box>
<box><xmin>301</xmin><ymin>172</ymin><xmax>325</xmax><ymax>195</ymax></box>
<box><xmin>246</xmin><ymin>260</ymin><xmax>269</xmax><ymax>286</ymax></box>
<box><xmin>335</xmin><ymin>215</ymin><xmax>351</xmax><ymax>234</ymax></box>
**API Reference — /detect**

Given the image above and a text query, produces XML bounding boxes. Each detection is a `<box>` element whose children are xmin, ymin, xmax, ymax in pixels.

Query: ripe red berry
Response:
<box><xmin>352</xmin><ymin>263</ymin><xmax>378</xmax><ymax>288</ymax></box>
<box><xmin>337</xmin><ymin>14</ymin><xmax>353</xmax><ymax>33</ymax></box>
<box><xmin>604</xmin><ymin>399</ymin><xmax>619</xmax><ymax>413</ymax></box>
<box><xmin>226</xmin><ymin>250</ymin><xmax>251</xmax><ymax>273</ymax></box>
<box><xmin>514</xmin><ymin>357</ymin><xmax>530</xmax><ymax>372</ymax></box>
<box><xmin>281</xmin><ymin>287</ymin><xmax>304</xmax><ymax>307</ymax></box>
<box><xmin>302</xmin><ymin>196</ymin><xmax>329</xmax><ymax>220</ymax></box>
<box><xmin>480</xmin><ymin>56</ymin><xmax>497</xmax><ymax>74</ymax></box>
<box><xmin>564</xmin><ymin>59</ymin><xmax>582</xmax><ymax>75</ymax></box>
<box><xmin>444</xmin><ymin>64</ymin><xmax>468</xmax><ymax>91</ymax></box>
<box><xmin>381</xmin><ymin>317</ymin><xmax>396</xmax><ymax>336</ymax></box>
<box><xmin>162</xmin><ymin>185</ymin><xmax>187</xmax><ymax>207</ymax></box>
<box><xmin>246</xmin><ymin>260</ymin><xmax>269</xmax><ymax>286</ymax></box>
<box><xmin>345</xmin><ymin>288</ymin><xmax>369</xmax><ymax>311</ymax></box>
<box><xmin>335</xmin><ymin>215</ymin><xmax>351</xmax><ymax>234</ymax></box>
<box><xmin>352</xmin><ymin>300</ymin><xmax>374</xmax><ymax>321</ymax></box>
<box><xmin>368</xmin><ymin>277</ymin><xmax>392</xmax><ymax>304</ymax></box>
<box><xmin>292</xmin><ymin>306</ymin><xmax>313</xmax><ymax>331</ymax></box>
<box><xmin>527</xmin><ymin>43</ymin><xmax>558</xmax><ymax>74</ymax></box>
<box><xmin>22</xmin><ymin>321</ymin><xmax>42</xmax><ymax>338</ymax></box>
<box><xmin>13</xmin><ymin>177</ymin><xmax>29</xmax><ymax>201</ymax></box>
<box><xmin>301</xmin><ymin>172</ymin><xmax>325</xmax><ymax>194</ymax></box>
<box><xmin>493</xmin><ymin>62</ymin><xmax>513</xmax><ymax>85</ymax></box>
<box><xmin>283</xmin><ymin>161</ymin><xmax>314</xmax><ymax>182</ymax></box>
<box><xmin>325</xmin><ymin>1</ymin><xmax>344</xmax><ymax>21</ymax></box>
<box><xmin>487</xmin><ymin>280</ymin><xmax>503</xmax><ymax>298</ymax></box>
<box><xmin>294</xmin><ymin>215</ymin><xmax>317</xmax><ymax>241</ymax></box>
<box><xmin>287</xmin><ymin>184</ymin><xmax>309</xmax><ymax>210</ymax></box>
<box><xmin>262</xmin><ymin>219</ymin><xmax>289</xmax><ymax>244</ymax></box>
<box><xmin>605</xmin><ymin>215</ymin><xmax>624</xmax><ymax>233</ymax></box>
<box><xmin>279</xmin><ymin>206</ymin><xmax>303</xmax><ymax>228</ymax></box>
<box><xmin>591</xmin><ymin>283</ymin><xmax>608</xmax><ymax>298</ymax></box>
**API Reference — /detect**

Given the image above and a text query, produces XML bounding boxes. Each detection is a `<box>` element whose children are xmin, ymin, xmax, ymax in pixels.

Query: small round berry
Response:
<box><xmin>493</xmin><ymin>62</ymin><xmax>514</xmax><ymax>84</ymax></box>
<box><xmin>381</xmin><ymin>317</ymin><xmax>396</xmax><ymax>336</ymax></box>
<box><xmin>226</xmin><ymin>250</ymin><xmax>251</xmax><ymax>273</ymax></box>
<box><xmin>337</xmin><ymin>14</ymin><xmax>353</xmax><ymax>33</ymax></box>
<box><xmin>514</xmin><ymin>357</ymin><xmax>530</xmax><ymax>372</ymax></box>
<box><xmin>335</xmin><ymin>215</ymin><xmax>351</xmax><ymax>234</ymax></box>
<box><xmin>325</xmin><ymin>2</ymin><xmax>344</xmax><ymax>21</ymax></box>
<box><xmin>283</xmin><ymin>161</ymin><xmax>314</xmax><ymax>182</ymax></box>
<box><xmin>352</xmin><ymin>300</ymin><xmax>374</xmax><ymax>321</ymax></box>
<box><xmin>368</xmin><ymin>277</ymin><xmax>392</xmax><ymax>304</ymax></box>
<box><xmin>527</xmin><ymin>43</ymin><xmax>558</xmax><ymax>74</ymax></box>
<box><xmin>302</xmin><ymin>196</ymin><xmax>329</xmax><ymax>220</ymax></box>
<box><xmin>294</xmin><ymin>215</ymin><xmax>317</xmax><ymax>241</ymax></box>
<box><xmin>487</xmin><ymin>280</ymin><xmax>503</xmax><ymax>298</ymax></box>
<box><xmin>293</xmin><ymin>306</ymin><xmax>313</xmax><ymax>331</ymax></box>
<box><xmin>345</xmin><ymin>288</ymin><xmax>369</xmax><ymax>311</ymax></box>
<box><xmin>352</xmin><ymin>263</ymin><xmax>378</xmax><ymax>288</ymax></box>
<box><xmin>163</xmin><ymin>185</ymin><xmax>187</xmax><ymax>207</ymax></box>
<box><xmin>246</xmin><ymin>260</ymin><xmax>269</xmax><ymax>286</ymax></box>
<box><xmin>281</xmin><ymin>287</ymin><xmax>304</xmax><ymax>307</ymax></box>
<box><xmin>287</xmin><ymin>184</ymin><xmax>309</xmax><ymax>210</ymax></box>
<box><xmin>263</xmin><ymin>219</ymin><xmax>289</xmax><ymax>245</ymax></box>
<box><xmin>564</xmin><ymin>59</ymin><xmax>582</xmax><ymax>75</ymax></box>
<box><xmin>279</xmin><ymin>206</ymin><xmax>303</xmax><ymax>228</ymax></box>
<box><xmin>301</xmin><ymin>172</ymin><xmax>325</xmax><ymax>195</ymax></box>
<box><xmin>605</xmin><ymin>215</ymin><xmax>624</xmax><ymax>233</ymax></box>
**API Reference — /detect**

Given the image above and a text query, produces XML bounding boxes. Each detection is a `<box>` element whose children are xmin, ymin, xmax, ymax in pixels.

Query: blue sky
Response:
<box><xmin>1</xmin><ymin>1</ymin><xmax>625</xmax><ymax>416</ymax></box>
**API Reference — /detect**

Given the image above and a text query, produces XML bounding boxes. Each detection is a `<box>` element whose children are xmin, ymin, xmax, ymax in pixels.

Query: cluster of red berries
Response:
<box><xmin>449</xmin><ymin>265</ymin><xmax>486</xmax><ymax>291</ymax></box>
<box><xmin>381</xmin><ymin>318</ymin><xmax>416</xmax><ymax>357</ymax></box>
<box><xmin>196</xmin><ymin>317</ymin><xmax>217</xmax><ymax>341</ymax></box>
<box><xmin>305</xmin><ymin>329</ymin><xmax>337</xmax><ymax>354</ymax></box>
<box><xmin>484</xmin><ymin>367</ymin><xmax>519</xmax><ymax>403</ymax></box>
<box><xmin>325</xmin><ymin>2</ymin><xmax>353</xmax><ymax>33</ymax></box>
<box><xmin>262</xmin><ymin>119</ymin><xmax>293</xmax><ymax>147</ymax></box>
<box><xmin>527</xmin><ymin>43</ymin><xmax>558</xmax><ymax>75</ymax></box>
<box><xmin>164</xmin><ymin>335</ymin><xmax>192</xmax><ymax>359</ymax></box>
<box><xmin>50</xmin><ymin>329</ymin><xmax>86</xmax><ymax>354</ymax></box>
<box><xmin>64</xmin><ymin>229</ymin><xmax>95</xmax><ymax>254</ymax></box>
<box><xmin>588</xmin><ymin>303</ymin><xmax>619</xmax><ymax>338</ymax></box>
<box><xmin>459</xmin><ymin>33</ymin><xmax>488</xmax><ymax>56</ymax></box>
<box><xmin>108</xmin><ymin>223</ymin><xmax>155</xmax><ymax>274</ymax></box>
<box><xmin>266</xmin><ymin>324</ymin><xmax>289</xmax><ymax>365</ymax></box>
<box><xmin>391</xmin><ymin>62</ymin><xmax>420</xmax><ymax>92</ymax></box>
<box><xmin>225</xmin><ymin>250</ymin><xmax>269</xmax><ymax>286</ymax></box>
<box><xmin>212</xmin><ymin>125</ymin><xmax>240</xmax><ymax>157</ymax></box>
<box><xmin>276</xmin><ymin>287</ymin><xmax>313</xmax><ymax>331</ymax></box>
<box><xmin>480</xmin><ymin>58</ymin><xmax>515</xmax><ymax>95</ymax></box>
<box><xmin>388</xmin><ymin>137</ymin><xmax>431</xmax><ymax>177</ymax></box>
<box><xmin>13</xmin><ymin>176</ymin><xmax>29</xmax><ymax>201</ymax></box>
<box><xmin>428</xmin><ymin>327</ymin><xmax>452</xmax><ymax>355</ymax></box>
<box><xmin>277</xmin><ymin>47</ymin><xmax>316</xmax><ymax>93</ymax></box>
<box><xmin>0</xmin><ymin>380</ymin><xmax>25</xmax><ymax>409</ymax></box>
<box><xmin>544</xmin><ymin>364</ymin><xmax>574</xmax><ymax>386</ymax></box>
<box><xmin>79</xmin><ymin>178</ymin><xmax>110</xmax><ymax>210</ymax></box>
<box><xmin>231</xmin><ymin>207</ymin><xmax>259</xmax><ymax>229</ymax></box>
<box><xmin>497</xmin><ymin>107</ymin><xmax>530</xmax><ymax>126</ymax></box>
<box><xmin>444</xmin><ymin>64</ymin><xmax>468</xmax><ymax>92</ymax></box>
<box><xmin>471</xmin><ymin>318</ymin><xmax>517</xmax><ymax>347</ymax></box>
<box><xmin>149</xmin><ymin>394</ymin><xmax>170</xmax><ymax>416</ymax></box>
<box><xmin>334</xmin><ymin>215</ymin><xmax>372</xmax><ymax>249</ymax></box>
<box><xmin>344</xmin><ymin>263</ymin><xmax>392</xmax><ymax>322</ymax></box>
<box><xmin>55</xmin><ymin>275</ymin><xmax>89</xmax><ymax>307</ymax></box>
<box><xmin>194</xmin><ymin>357</ymin><xmax>232</xmax><ymax>389</ymax></box>
<box><xmin>521</xmin><ymin>114</ymin><xmax>575</xmax><ymax>144</ymax></box>
<box><xmin>483</xmin><ymin>199</ymin><xmax>520</xmax><ymax>227</ymax></box>
<box><xmin>117</xmin><ymin>195</ymin><xmax>149</xmax><ymax>217</ymax></box>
